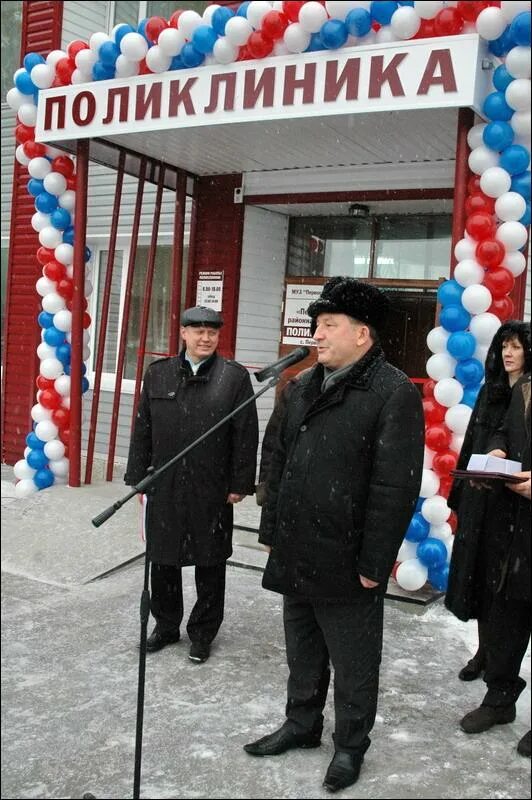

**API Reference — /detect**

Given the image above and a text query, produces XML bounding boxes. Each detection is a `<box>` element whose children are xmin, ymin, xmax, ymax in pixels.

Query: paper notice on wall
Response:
<box><xmin>282</xmin><ymin>284</ymin><xmax>323</xmax><ymax>346</ymax></box>
<box><xmin>196</xmin><ymin>271</ymin><xmax>224</xmax><ymax>311</ymax></box>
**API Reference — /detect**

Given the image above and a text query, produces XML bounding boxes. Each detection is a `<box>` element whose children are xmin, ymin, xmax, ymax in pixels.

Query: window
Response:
<box><xmin>374</xmin><ymin>216</ymin><xmax>452</xmax><ymax>281</ymax></box>
<box><xmin>1</xmin><ymin>1</ymin><xmax>22</xmax><ymax>99</ymax></box>
<box><xmin>146</xmin><ymin>1</ymin><xmax>211</xmax><ymax>18</ymax></box>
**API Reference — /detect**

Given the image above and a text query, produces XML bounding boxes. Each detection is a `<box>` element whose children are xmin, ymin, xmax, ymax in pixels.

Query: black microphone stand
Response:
<box><xmin>85</xmin><ymin>373</ymin><xmax>281</xmax><ymax>800</ymax></box>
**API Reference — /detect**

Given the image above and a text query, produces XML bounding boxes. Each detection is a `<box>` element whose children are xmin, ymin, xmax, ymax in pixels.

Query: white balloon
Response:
<box><xmin>203</xmin><ymin>4</ymin><xmax>221</xmax><ymax>25</ymax></box>
<box><xmin>454</xmin><ymin>259</ymin><xmax>485</xmax><ymax>288</ymax></box>
<box><xmin>420</xmin><ymin>468</ymin><xmax>440</xmax><ymax>499</ymax></box>
<box><xmin>17</xmin><ymin>103</ymin><xmax>38</xmax><ymax>126</ymax></box>
<box><xmin>397</xmin><ymin>539</ymin><xmax>419</xmax><ymax>563</ymax></box>
<box><xmin>115</xmin><ymin>54</ymin><xmax>140</xmax><ymax>78</ymax></box>
<box><xmin>430</xmin><ymin>522</ymin><xmax>453</xmax><ymax>542</ymax></box>
<box><xmin>273</xmin><ymin>40</ymin><xmax>290</xmax><ymax>55</ymax></box>
<box><xmin>49</xmin><ymin>457</ymin><xmax>69</xmax><ymax>477</ymax></box>
<box><xmin>247</xmin><ymin>1</ymin><xmax>273</xmax><ymax>29</ymax></box>
<box><xmin>15</xmin><ymin>144</ymin><xmax>31</xmax><ymax>166</ymax></box>
<box><xmin>390</xmin><ymin>6</ymin><xmax>421</xmax><ymax>39</ymax></box>
<box><xmin>13</xmin><ymin>459</ymin><xmax>36</xmax><ymax>480</ymax></box>
<box><xmin>58</xmin><ymin>190</ymin><xmax>76</xmax><ymax>212</ymax></box>
<box><xmin>39</xmin><ymin>357</ymin><xmax>64</xmax><ymax>379</ymax></box>
<box><xmin>54</xmin><ymin>243</ymin><xmax>74</xmax><ymax>265</ymax></box>
<box><xmin>36</xmin><ymin>276</ymin><xmax>57</xmax><ymax>297</ymax></box>
<box><xmin>375</xmin><ymin>27</ymin><xmax>397</xmax><ymax>44</ymax></box>
<box><xmin>500</xmin><ymin>1</ymin><xmax>531</xmax><ymax>23</ymax></box>
<box><xmin>54</xmin><ymin>375</ymin><xmax>71</xmax><ymax>396</ymax></box>
<box><xmin>451</xmin><ymin>433</ymin><xmax>465</xmax><ymax>454</ymax></box>
<box><xmin>35</xmin><ymin>419</ymin><xmax>59</xmax><ymax>442</ymax></box>
<box><xmin>495</xmin><ymin>191</ymin><xmax>527</xmax><ymax>222</ymax></box>
<box><xmin>28</xmin><ymin>157</ymin><xmax>52</xmax><ymax>180</ymax></box>
<box><xmin>445</xmin><ymin>403</ymin><xmax>472</xmax><ymax>435</ymax></box>
<box><xmin>496</xmin><ymin>220</ymin><xmax>529</xmax><ymax>251</ymax></box>
<box><xmin>325</xmin><ymin>1</ymin><xmax>368</xmax><ymax>21</ymax></box>
<box><xmin>41</xmin><ymin>293</ymin><xmax>66</xmax><ymax>314</ymax></box>
<box><xmin>396</xmin><ymin>559</ymin><xmax>428</xmax><ymax>592</ymax></box>
<box><xmin>506</xmin><ymin>47</ymin><xmax>532</xmax><ymax>80</ymax></box>
<box><xmin>503</xmin><ymin>249</ymin><xmax>527</xmax><ymax>277</ymax></box>
<box><xmin>426</xmin><ymin>352</ymin><xmax>457</xmax><ymax>381</ymax></box>
<box><xmin>505</xmin><ymin>79</ymin><xmax>531</xmax><ymax>113</ymax></box>
<box><xmin>158</xmin><ymin>27</ymin><xmax>186</xmax><ymax>57</ymax></box>
<box><xmin>120</xmin><ymin>32</ymin><xmax>149</xmax><ymax>62</ymax></box>
<box><xmin>434</xmin><ymin>378</ymin><xmax>464</xmax><ymax>408</ymax></box>
<box><xmin>426</xmin><ymin>326</ymin><xmax>450</xmax><ymax>354</ymax></box>
<box><xmin>31</xmin><ymin>403</ymin><xmax>52</xmax><ymax>423</ymax></box>
<box><xmin>6</xmin><ymin>87</ymin><xmax>27</xmax><ymax>111</ymax></box>
<box><xmin>90</xmin><ymin>31</ymin><xmax>112</xmax><ymax>53</ymax></box>
<box><xmin>53</xmin><ymin>309</ymin><xmax>72</xmax><ymax>333</ymax></box>
<box><xmin>480</xmin><ymin>166</ymin><xmax>512</xmax><ymax>198</ymax></box>
<box><xmin>178</xmin><ymin>9</ymin><xmax>203</xmax><ymax>39</ymax></box>
<box><xmin>414</xmin><ymin>1</ymin><xmax>445</xmax><ymax>20</ymax></box>
<box><xmin>454</xmin><ymin>237</ymin><xmax>476</xmax><ymax>263</ymax></box>
<box><xmin>14</xmin><ymin>479</ymin><xmax>39</xmax><ymax>499</ymax></box>
<box><xmin>466</xmin><ymin>122</ymin><xmax>487</xmax><ymax>151</ymax></box>
<box><xmin>213</xmin><ymin>37</ymin><xmax>239</xmax><ymax>64</ymax></box>
<box><xmin>284</xmin><ymin>22</ymin><xmax>311</xmax><ymax>53</ymax></box>
<box><xmin>299</xmin><ymin>1</ymin><xmax>328</xmax><ymax>33</ymax></box>
<box><xmin>37</xmin><ymin>342</ymin><xmax>56</xmax><ymax>361</ymax></box>
<box><xmin>421</xmin><ymin>495</ymin><xmax>451</xmax><ymax>525</ymax></box>
<box><xmin>461</xmin><ymin>284</ymin><xmax>493</xmax><ymax>315</ymax></box>
<box><xmin>84</xmin><ymin>279</ymin><xmax>93</xmax><ymax>296</ymax></box>
<box><xmin>32</xmin><ymin>212</ymin><xmax>51</xmax><ymax>233</ymax></box>
<box><xmin>30</xmin><ymin>63</ymin><xmax>55</xmax><ymax>89</ymax></box>
<box><xmin>510</xmin><ymin>110</ymin><xmax>531</xmax><ymax>138</ymax></box>
<box><xmin>46</xmin><ymin>49</ymin><xmax>67</xmax><ymax>67</ymax></box>
<box><xmin>423</xmin><ymin>447</ymin><xmax>434</xmax><ymax>469</ymax></box>
<box><xmin>44</xmin><ymin>439</ymin><xmax>65</xmax><ymax>460</ymax></box>
<box><xmin>469</xmin><ymin>312</ymin><xmax>502</xmax><ymax>344</ymax></box>
<box><xmin>39</xmin><ymin>227</ymin><xmax>63</xmax><ymax>249</ymax></box>
<box><xmin>145</xmin><ymin>45</ymin><xmax>172</xmax><ymax>74</ymax></box>
<box><xmin>43</xmin><ymin>172</ymin><xmax>68</xmax><ymax>197</ymax></box>
<box><xmin>475</xmin><ymin>7</ymin><xmax>507</xmax><ymax>40</ymax></box>
<box><xmin>468</xmin><ymin>145</ymin><xmax>499</xmax><ymax>175</ymax></box>
<box><xmin>75</xmin><ymin>48</ymin><xmax>97</xmax><ymax>72</ymax></box>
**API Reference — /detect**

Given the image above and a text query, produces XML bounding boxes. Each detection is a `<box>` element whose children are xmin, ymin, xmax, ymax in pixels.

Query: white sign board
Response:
<box><xmin>196</xmin><ymin>271</ymin><xmax>223</xmax><ymax>311</ymax></box>
<box><xmin>282</xmin><ymin>284</ymin><xmax>324</xmax><ymax>346</ymax></box>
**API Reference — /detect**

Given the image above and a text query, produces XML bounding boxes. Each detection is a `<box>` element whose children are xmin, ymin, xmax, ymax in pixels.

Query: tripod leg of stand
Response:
<box><xmin>133</xmin><ymin>550</ymin><xmax>151</xmax><ymax>799</ymax></box>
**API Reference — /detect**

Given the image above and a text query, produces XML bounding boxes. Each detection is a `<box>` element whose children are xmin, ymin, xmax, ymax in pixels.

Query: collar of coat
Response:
<box><xmin>302</xmin><ymin>344</ymin><xmax>385</xmax><ymax>402</ymax></box>
<box><xmin>178</xmin><ymin>349</ymin><xmax>218</xmax><ymax>382</ymax></box>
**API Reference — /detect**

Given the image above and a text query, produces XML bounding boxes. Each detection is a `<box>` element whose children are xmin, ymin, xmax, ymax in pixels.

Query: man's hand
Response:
<box><xmin>506</xmin><ymin>471</ymin><xmax>531</xmax><ymax>500</ymax></box>
<box><xmin>263</xmin><ymin>545</ymin><xmax>271</xmax><ymax>554</ymax></box>
<box><xmin>359</xmin><ymin>575</ymin><xmax>379</xmax><ymax>589</ymax></box>
<box><xmin>488</xmin><ymin>449</ymin><xmax>507</xmax><ymax>459</ymax></box>
<box><xmin>227</xmin><ymin>493</ymin><xmax>245</xmax><ymax>504</ymax></box>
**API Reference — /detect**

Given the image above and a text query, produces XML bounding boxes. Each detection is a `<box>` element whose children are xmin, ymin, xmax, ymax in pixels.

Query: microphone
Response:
<box><xmin>254</xmin><ymin>346</ymin><xmax>310</xmax><ymax>382</ymax></box>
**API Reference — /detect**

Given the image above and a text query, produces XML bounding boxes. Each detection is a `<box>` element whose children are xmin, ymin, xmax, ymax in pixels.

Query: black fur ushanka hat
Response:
<box><xmin>307</xmin><ymin>276</ymin><xmax>391</xmax><ymax>334</ymax></box>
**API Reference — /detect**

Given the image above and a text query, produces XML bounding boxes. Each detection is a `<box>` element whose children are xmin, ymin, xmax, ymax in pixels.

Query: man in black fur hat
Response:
<box><xmin>244</xmin><ymin>277</ymin><xmax>424</xmax><ymax>792</ymax></box>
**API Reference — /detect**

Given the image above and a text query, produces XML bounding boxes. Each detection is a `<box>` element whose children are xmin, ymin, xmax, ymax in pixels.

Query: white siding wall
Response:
<box><xmin>524</xmin><ymin>252</ymin><xmax>531</xmax><ymax>322</ymax></box>
<box><xmin>235</xmin><ymin>206</ymin><xmax>289</xmax><ymax>465</ymax></box>
<box><xmin>1</xmin><ymin>105</ymin><xmax>16</xmax><ymax>239</ymax></box>
<box><xmin>61</xmin><ymin>2</ymin><xmax>109</xmax><ymax>49</ymax></box>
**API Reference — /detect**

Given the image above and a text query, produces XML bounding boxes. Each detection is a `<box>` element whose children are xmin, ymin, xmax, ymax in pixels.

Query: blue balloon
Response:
<box><xmin>428</xmin><ymin>563</ymin><xmax>449</xmax><ymax>592</ymax></box>
<box><xmin>500</xmin><ymin>144</ymin><xmax>530</xmax><ymax>176</ymax></box>
<box><xmin>27</xmin><ymin>178</ymin><xmax>45</xmax><ymax>197</ymax></box>
<box><xmin>306</xmin><ymin>32</ymin><xmax>325</xmax><ymax>52</ymax></box>
<box><xmin>370</xmin><ymin>1</ymin><xmax>398</xmax><ymax>25</ymax></box>
<box><xmin>35</xmin><ymin>192</ymin><xmax>58</xmax><ymax>214</ymax></box>
<box><xmin>38</xmin><ymin>311</ymin><xmax>55</xmax><ymax>329</ymax></box>
<box><xmin>492</xmin><ymin>64</ymin><xmax>514</xmax><ymax>93</ymax></box>
<box><xmin>99</xmin><ymin>41</ymin><xmax>120</xmax><ymax>67</ymax></box>
<box><xmin>447</xmin><ymin>331</ymin><xmax>476</xmax><ymax>361</ymax></box>
<box><xmin>14</xmin><ymin>70</ymin><xmax>35</xmax><ymax>95</ymax></box>
<box><xmin>56</xmin><ymin>343</ymin><xmax>72</xmax><ymax>365</ymax></box>
<box><xmin>44</xmin><ymin>326</ymin><xmax>66</xmax><ymax>347</ymax></box>
<box><xmin>85</xmin><ymin>246</ymin><xmax>92</xmax><ymax>262</ymax></box>
<box><xmin>170</xmin><ymin>55</ymin><xmax>185</xmax><ymax>70</ymax></box>
<box><xmin>415</xmin><ymin>497</ymin><xmax>426</xmax><ymax>513</ymax></box>
<box><xmin>114</xmin><ymin>24</ymin><xmax>135</xmax><ymax>46</ymax></box>
<box><xmin>511</xmin><ymin>170</ymin><xmax>531</xmax><ymax>201</ymax></box>
<box><xmin>27</xmin><ymin>448</ymin><xmax>49</xmax><ymax>470</ymax></box>
<box><xmin>181</xmin><ymin>43</ymin><xmax>205</xmax><ymax>68</ymax></box>
<box><xmin>64</xmin><ymin>362</ymin><xmax>87</xmax><ymax>376</ymax></box>
<box><xmin>345</xmin><ymin>8</ymin><xmax>372</xmax><ymax>37</ymax></box>
<box><xmin>212</xmin><ymin>7</ymin><xmax>234</xmax><ymax>36</ymax></box>
<box><xmin>236</xmin><ymin>1</ymin><xmax>251</xmax><ymax>17</ymax></box>
<box><xmin>482</xmin><ymin>120</ymin><xmax>514</xmax><ymax>152</ymax></box>
<box><xmin>488</xmin><ymin>27</ymin><xmax>514</xmax><ymax>57</ymax></box>
<box><xmin>417</xmin><ymin>537</ymin><xmax>448</xmax><ymax>569</ymax></box>
<box><xmin>509</xmin><ymin>11</ymin><xmax>531</xmax><ymax>47</ymax></box>
<box><xmin>483</xmin><ymin>91</ymin><xmax>514</xmax><ymax>122</ymax></box>
<box><xmin>462</xmin><ymin>384</ymin><xmax>482</xmax><ymax>408</ymax></box>
<box><xmin>23</xmin><ymin>52</ymin><xmax>45</xmax><ymax>72</ymax></box>
<box><xmin>519</xmin><ymin>201</ymin><xmax>531</xmax><ymax>227</ymax></box>
<box><xmin>440</xmin><ymin>304</ymin><xmax>471</xmax><ymax>333</ymax></box>
<box><xmin>82</xmin><ymin>376</ymin><xmax>90</xmax><ymax>394</ymax></box>
<box><xmin>192</xmin><ymin>25</ymin><xmax>218</xmax><ymax>55</ymax></box>
<box><xmin>26</xmin><ymin>431</ymin><xmax>45</xmax><ymax>450</ymax></box>
<box><xmin>397</xmin><ymin>1</ymin><xmax>415</xmax><ymax>5</ymax></box>
<box><xmin>92</xmin><ymin>61</ymin><xmax>115</xmax><ymax>81</ymax></box>
<box><xmin>137</xmin><ymin>18</ymin><xmax>150</xmax><ymax>39</ymax></box>
<box><xmin>34</xmin><ymin>468</ymin><xmax>55</xmax><ymax>490</ymax></box>
<box><xmin>62</xmin><ymin>226</ymin><xmax>75</xmax><ymax>245</ymax></box>
<box><xmin>455</xmin><ymin>358</ymin><xmax>484</xmax><ymax>387</ymax></box>
<box><xmin>405</xmin><ymin>512</ymin><xmax>430</xmax><ymax>543</ymax></box>
<box><xmin>437</xmin><ymin>279</ymin><xmax>464</xmax><ymax>307</ymax></box>
<box><xmin>50</xmin><ymin>207</ymin><xmax>71</xmax><ymax>231</ymax></box>
<box><xmin>320</xmin><ymin>19</ymin><xmax>348</xmax><ymax>49</ymax></box>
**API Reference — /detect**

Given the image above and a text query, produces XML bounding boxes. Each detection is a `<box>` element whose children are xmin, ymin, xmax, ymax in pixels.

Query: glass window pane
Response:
<box><xmin>287</xmin><ymin>217</ymin><xmax>372</xmax><ymax>278</ymax></box>
<box><xmin>114</xmin><ymin>1</ymin><xmax>141</xmax><ymax>28</ymax></box>
<box><xmin>374</xmin><ymin>215</ymin><xmax>451</xmax><ymax>281</ymax></box>
<box><xmin>147</xmin><ymin>1</ymin><xmax>210</xmax><ymax>17</ymax></box>
<box><xmin>1</xmin><ymin>1</ymin><xmax>22</xmax><ymax>98</ymax></box>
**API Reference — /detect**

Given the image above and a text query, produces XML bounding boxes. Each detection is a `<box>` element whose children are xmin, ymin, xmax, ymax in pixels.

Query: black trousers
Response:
<box><xmin>150</xmin><ymin>562</ymin><xmax>226</xmax><ymax>645</ymax></box>
<box><xmin>283</xmin><ymin>591</ymin><xmax>384</xmax><ymax>756</ymax></box>
<box><xmin>483</xmin><ymin>593</ymin><xmax>530</xmax><ymax>708</ymax></box>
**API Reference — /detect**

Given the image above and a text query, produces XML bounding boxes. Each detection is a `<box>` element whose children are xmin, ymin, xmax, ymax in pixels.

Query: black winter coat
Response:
<box><xmin>259</xmin><ymin>346</ymin><xmax>425</xmax><ymax>600</ymax></box>
<box><xmin>124</xmin><ymin>352</ymin><xmax>258</xmax><ymax>566</ymax></box>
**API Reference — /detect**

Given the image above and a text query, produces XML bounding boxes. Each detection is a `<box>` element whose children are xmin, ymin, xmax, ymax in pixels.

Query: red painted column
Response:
<box><xmin>450</xmin><ymin>107</ymin><xmax>474</xmax><ymax>276</ymax></box>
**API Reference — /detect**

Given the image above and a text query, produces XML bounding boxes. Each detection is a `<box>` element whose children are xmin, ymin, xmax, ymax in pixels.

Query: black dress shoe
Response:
<box><xmin>244</xmin><ymin>720</ymin><xmax>322</xmax><ymax>756</ymax></box>
<box><xmin>458</xmin><ymin>654</ymin><xmax>485</xmax><ymax>681</ymax></box>
<box><xmin>145</xmin><ymin>626</ymin><xmax>180</xmax><ymax>653</ymax></box>
<box><xmin>517</xmin><ymin>730</ymin><xmax>531</xmax><ymax>758</ymax></box>
<box><xmin>323</xmin><ymin>751</ymin><xmax>364</xmax><ymax>792</ymax></box>
<box><xmin>460</xmin><ymin>703</ymin><xmax>516</xmax><ymax>734</ymax></box>
<box><xmin>189</xmin><ymin>641</ymin><xmax>211</xmax><ymax>663</ymax></box>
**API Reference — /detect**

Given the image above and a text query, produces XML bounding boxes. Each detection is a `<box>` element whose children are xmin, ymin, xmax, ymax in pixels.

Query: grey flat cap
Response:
<box><xmin>181</xmin><ymin>306</ymin><xmax>223</xmax><ymax>328</ymax></box>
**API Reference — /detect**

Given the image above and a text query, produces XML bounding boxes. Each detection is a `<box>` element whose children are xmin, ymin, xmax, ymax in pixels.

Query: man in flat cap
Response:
<box><xmin>125</xmin><ymin>306</ymin><xmax>258</xmax><ymax>664</ymax></box>
<box><xmin>244</xmin><ymin>277</ymin><xmax>424</xmax><ymax>792</ymax></box>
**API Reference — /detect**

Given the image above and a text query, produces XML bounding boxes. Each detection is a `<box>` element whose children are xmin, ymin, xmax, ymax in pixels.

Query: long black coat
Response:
<box><xmin>259</xmin><ymin>346</ymin><xmax>424</xmax><ymax>600</ymax></box>
<box><xmin>124</xmin><ymin>352</ymin><xmax>258</xmax><ymax>567</ymax></box>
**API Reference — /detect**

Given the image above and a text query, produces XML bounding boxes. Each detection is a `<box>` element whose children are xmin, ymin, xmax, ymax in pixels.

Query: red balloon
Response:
<box><xmin>57</xmin><ymin>278</ymin><xmax>74</xmax><ymax>300</ymax></box>
<box><xmin>67</xmin><ymin>297</ymin><xmax>88</xmax><ymax>311</ymax></box>
<box><xmin>457</xmin><ymin>1</ymin><xmax>489</xmax><ymax>21</ymax></box>
<box><xmin>138</xmin><ymin>57</ymin><xmax>151</xmax><ymax>75</ymax></box>
<box><xmin>169</xmin><ymin>10</ymin><xmax>183</xmax><ymax>28</ymax></box>
<box><xmin>23</xmin><ymin>140</ymin><xmax>47</xmax><ymax>159</ymax></box>
<box><xmin>438</xmin><ymin>475</ymin><xmax>454</xmax><ymax>499</ymax></box>
<box><xmin>237</xmin><ymin>46</ymin><xmax>252</xmax><ymax>61</ymax></box>
<box><xmin>432</xmin><ymin>450</ymin><xmax>459</xmax><ymax>477</ymax></box>
<box><xmin>39</xmin><ymin>389</ymin><xmax>63</xmax><ymax>411</ymax></box>
<box><xmin>423</xmin><ymin>379</ymin><xmax>436</xmax><ymax>398</ymax></box>
<box><xmin>15</xmin><ymin>124</ymin><xmax>35</xmax><ymax>145</ymax></box>
<box><xmin>283</xmin><ymin>1</ymin><xmax>306</xmax><ymax>22</ymax></box>
<box><xmin>414</xmin><ymin>18</ymin><xmax>435</xmax><ymax>39</ymax></box>
<box><xmin>36</xmin><ymin>375</ymin><xmax>55</xmax><ymax>391</ymax></box>
<box><xmin>262</xmin><ymin>10</ymin><xmax>289</xmax><ymax>40</ymax></box>
<box><xmin>489</xmin><ymin>294</ymin><xmax>514</xmax><ymax>321</ymax></box>
<box><xmin>434</xmin><ymin>7</ymin><xmax>464</xmax><ymax>36</ymax></box>
<box><xmin>247</xmin><ymin>31</ymin><xmax>274</xmax><ymax>59</ymax></box>
<box><xmin>60</xmin><ymin>428</ymin><xmax>70</xmax><ymax>445</ymax></box>
<box><xmin>465</xmin><ymin>212</ymin><xmax>496</xmax><ymax>242</ymax></box>
<box><xmin>423</xmin><ymin>397</ymin><xmax>447</xmax><ymax>425</ymax></box>
<box><xmin>475</xmin><ymin>239</ymin><xmax>505</xmax><ymax>269</ymax></box>
<box><xmin>55</xmin><ymin>57</ymin><xmax>75</xmax><ymax>84</ymax></box>
<box><xmin>467</xmin><ymin>175</ymin><xmax>482</xmax><ymax>195</ymax></box>
<box><xmin>51</xmin><ymin>155</ymin><xmax>75</xmax><ymax>178</ymax></box>
<box><xmin>83</xmin><ymin>311</ymin><xmax>92</xmax><ymax>329</ymax></box>
<box><xmin>145</xmin><ymin>16</ymin><xmax>167</xmax><ymax>43</ymax></box>
<box><xmin>391</xmin><ymin>561</ymin><xmax>400</xmax><ymax>581</ymax></box>
<box><xmin>37</xmin><ymin>247</ymin><xmax>55</xmax><ymax>266</ymax></box>
<box><xmin>66</xmin><ymin>40</ymin><xmax>89</xmax><ymax>60</ymax></box>
<box><xmin>51</xmin><ymin>407</ymin><xmax>70</xmax><ymax>429</ymax></box>
<box><xmin>43</xmin><ymin>260</ymin><xmax>66</xmax><ymax>282</ymax></box>
<box><xmin>448</xmin><ymin>510</ymin><xmax>458</xmax><ymax>533</ymax></box>
<box><xmin>425</xmin><ymin>423</ymin><xmax>452</xmax><ymax>452</ymax></box>
<box><xmin>483</xmin><ymin>267</ymin><xmax>515</xmax><ymax>298</ymax></box>
<box><xmin>465</xmin><ymin>193</ymin><xmax>495</xmax><ymax>217</ymax></box>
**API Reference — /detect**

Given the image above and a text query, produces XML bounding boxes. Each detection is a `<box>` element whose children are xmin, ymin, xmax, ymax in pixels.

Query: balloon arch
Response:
<box><xmin>5</xmin><ymin>1</ymin><xmax>531</xmax><ymax>594</ymax></box>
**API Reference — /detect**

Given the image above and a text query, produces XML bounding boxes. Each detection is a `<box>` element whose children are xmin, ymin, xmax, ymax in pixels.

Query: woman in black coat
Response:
<box><xmin>445</xmin><ymin>321</ymin><xmax>530</xmax><ymax>680</ymax></box>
